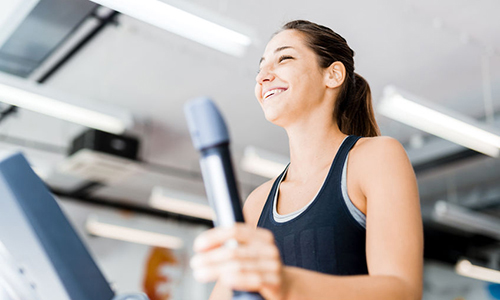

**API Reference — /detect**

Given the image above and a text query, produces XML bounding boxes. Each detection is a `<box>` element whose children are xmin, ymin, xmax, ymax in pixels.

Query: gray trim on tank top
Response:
<box><xmin>273</xmin><ymin>147</ymin><xmax>367</xmax><ymax>228</ymax></box>
<box><xmin>341</xmin><ymin>153</ymin><xmax>367</xmax><ymax>228</ymax></box>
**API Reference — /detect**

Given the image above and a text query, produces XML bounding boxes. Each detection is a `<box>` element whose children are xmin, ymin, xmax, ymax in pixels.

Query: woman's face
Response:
<box><xmin>255</xmin><ymin>29</ymin><xmax>329</xmax><ymax>126</ymax></box>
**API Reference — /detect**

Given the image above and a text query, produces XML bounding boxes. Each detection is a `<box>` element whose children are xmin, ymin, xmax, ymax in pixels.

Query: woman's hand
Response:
<box><xmin>190</xmin><ymin>223</ymin><xmax>286</xmax><ymax>300</ymax></box>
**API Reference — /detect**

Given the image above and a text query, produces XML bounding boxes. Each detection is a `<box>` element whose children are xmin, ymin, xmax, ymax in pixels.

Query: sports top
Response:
<box><xmin>257</xmin><ymin>135</ymin><xmax>368</xmax><ymax>275</ymax></box>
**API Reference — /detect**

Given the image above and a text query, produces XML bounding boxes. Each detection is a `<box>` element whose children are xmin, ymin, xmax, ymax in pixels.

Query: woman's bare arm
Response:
<box><xmin>276</xmin><ymin>137</ymin><xmax>423</xmax><ymax>300</ymax></box>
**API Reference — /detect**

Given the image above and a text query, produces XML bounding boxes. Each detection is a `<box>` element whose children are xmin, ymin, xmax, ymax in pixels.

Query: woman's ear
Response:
<box><xmin>324</xmin><ymin>61</ymin><xmax>346</xmax><ymax>89</ymax></box>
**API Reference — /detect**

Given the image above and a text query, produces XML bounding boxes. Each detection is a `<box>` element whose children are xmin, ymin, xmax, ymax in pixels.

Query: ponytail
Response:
<box><xmin>335</xmin><ymin>72</ymin><xmax>380</xmax><ymax>137</ymax></box>
<box><xmin>281</xmin><ymin>20</ymin><xmax>380</xmax><ymax>137</ymax></box>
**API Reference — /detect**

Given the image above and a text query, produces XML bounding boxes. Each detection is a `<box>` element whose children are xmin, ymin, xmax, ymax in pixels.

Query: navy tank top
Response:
<box><xmin>257</xmin><ymin>135</ymin><xmax>368</xmax><ymax>275</ymax></box>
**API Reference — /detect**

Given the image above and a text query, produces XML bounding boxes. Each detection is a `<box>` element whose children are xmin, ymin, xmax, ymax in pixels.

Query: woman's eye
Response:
<box><xmin>278</xmin><ymin>55</ymin><xmax>293</xmax><ymax>63</ymax></box>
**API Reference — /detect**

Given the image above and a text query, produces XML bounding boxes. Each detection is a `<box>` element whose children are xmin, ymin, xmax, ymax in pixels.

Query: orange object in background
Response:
<box><xmin>143</xmin><ymin>247</ymin><xmax>179</xmax><ymax>300</ymax></box>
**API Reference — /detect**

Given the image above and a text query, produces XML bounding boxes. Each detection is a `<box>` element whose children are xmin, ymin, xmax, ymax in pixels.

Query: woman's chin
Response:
<box><xmin>264</xmin><ymin>110</ymin><xmax>288</xmax><ymax>127</ymax></box>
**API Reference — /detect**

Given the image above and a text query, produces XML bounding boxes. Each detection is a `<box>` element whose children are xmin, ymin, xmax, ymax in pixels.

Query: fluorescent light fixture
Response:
<box><xmin>0</xmin><ymin>73</ymin><xmax>131</xmax><ymax>134</ymax></box>
<box><xmin>456</xmin><ymin>259</ymin><xmax>500</xmax><ymax>284</ymax></box>
<box><xmin>0</xmin><ymin>0</ymin><xmax>39</xmax><ymax>48</ymax></box>
<box><xmin>378</xmin><ymin>85</ymin><xmax>500</xmax><ymax>157</ymax></box>
<box><xmin>432</xmin><ymin>200</ymin><xmax>500</xmax><ymax>239</ymax></box>
<box><xmin>149</xmin><ymin>187</ymin><xmax>214</xmax><ymax>221</ymax></box>
<box><xmin>89</xmin><ymin>0</ymin><xmax>254</xmax><ymax>57</ymax></box>
<box><xmin>241</xmin><ymin>146</ymin><xmax>288</xmax><ymax>178</ymax></box>
<box><xmin>86</xmin><ymin>216</ymin><xmax>184</xmax><ymax>249</ymax></box>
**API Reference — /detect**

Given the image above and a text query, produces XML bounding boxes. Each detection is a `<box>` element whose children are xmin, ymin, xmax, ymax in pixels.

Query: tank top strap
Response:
<box><xmin>274</xmin><ymin>163</ymin><xmax>290</xmax><ymax>189</ymax></box>
<box><xmin>330</xmin><ymin>135</ymin><xmax>362</xmax><ymax>180</ymax></box>
<box><xmin>257</xmin><ymin>163</ymin><xmax>290</xmax><ymax>227</ymax></box>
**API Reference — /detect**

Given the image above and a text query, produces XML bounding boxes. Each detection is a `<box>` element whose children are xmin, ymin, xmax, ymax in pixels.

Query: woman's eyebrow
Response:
<box><xmin>259</xmin><ymin>46</ymin><xmax>295</xmax><ymax>65</ymax></box>
<box><xmin>274</xmin><ymin>45</ymin><xmax>294</xmax><ymax>53</ymax></box>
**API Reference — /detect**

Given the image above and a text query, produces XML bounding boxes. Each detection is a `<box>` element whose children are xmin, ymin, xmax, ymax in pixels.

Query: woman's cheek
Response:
<box><xmin>255</xmin><ymin>84</ymin><xmax>262</xmax><ymax>102</ymax></box>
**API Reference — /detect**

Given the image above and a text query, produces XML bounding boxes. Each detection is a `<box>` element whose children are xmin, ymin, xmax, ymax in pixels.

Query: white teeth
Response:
<box><xmin>264</xmin><ymin>90</ymin><xmax>275</xmax><ymax>99</ymax></box>
<box><xmin>264</xmin><ymin>89</ymin><xmax>286</xmax><ymax>99</ymax></box>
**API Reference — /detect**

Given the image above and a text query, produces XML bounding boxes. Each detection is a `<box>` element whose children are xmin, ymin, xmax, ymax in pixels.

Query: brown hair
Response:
<box><xmin>281</xmin><ymin>20</ymin><xmax>380</xmax><ymax>137</ymax></box>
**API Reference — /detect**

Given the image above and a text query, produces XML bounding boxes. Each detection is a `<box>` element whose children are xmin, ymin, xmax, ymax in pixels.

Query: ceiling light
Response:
<box><xmin>0</xmin><ymin>0</ymin><xmax>39</xmax><ymax>48</ymax></box>
<box><xmin>0</xmin><ymin>73</ymin><xmax>131</xmax><ymax>134</ymax></box>
<box><xmin>456</xmin><ymin>259</ymin><xmax>500</xmax><ymax>284</ymax></box>
<box><xmin>89</xmin><ymin>0</ymin><xmax>254</xmax><ymax>57</ymax></box>
<box><xmin>241</xmin><ymin>146</ymin><xmax>288</xmax><ymax>178</ymax></box>
<box><xmin>432</xmin><ymin>200</ymin><xmax>500</xmax><ymax>239</ymax></box>
<box><xmin>378</xmin><ymin>86</ymin><xmax>500</xmax><ymax>157</ymax></box>
<box><xmin>149</xmin><ymin>187</ymin><xmax>214</xmax><ymax>221</ymax></box>
<box><xmin>86</xmin><ymin>216</ymin><xmax>184</xmax><ymax>249</ymax></box>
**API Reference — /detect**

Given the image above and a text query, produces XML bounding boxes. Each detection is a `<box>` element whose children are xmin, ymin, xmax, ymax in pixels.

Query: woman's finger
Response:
<box><xmin>191</xmin><ymin>242</ymin><xmax>280</xmax><ymax>269</ymax></box>
<box><xmin>191</xmin><ymin>245</ymin><xmax>257</xmax><ymax>268</ymax></box>
<box><xmin>220</xmin><ymin>271</ymin><xmax>262</xmax><ymax>291</ymax></box>
<box><xmin>192</xmin><ymin>258</ymin><xmax>281</xmax><ymax>280</ymax></box>
<box><xmin>219</xmin><ymin>264</ymin><xmax>282</xmax><ymax>291</ymax></box>
<box><xmin>258</xmin><ymin>259</ymin><xmax>282</xmax><ymax>273</ymax></box>
<box><xmin>193</xmin><ymin>264</ymin><xmax>221</xmax><ymax>282</ymax></box>
<box><xmin>194</xmin><ymin>224</ymin><xmax>275</xmax><ymax>252</ymax></box>
<box><xmin>192</xmin><ymin>255</ymin><xmax>283</xmax><ymax>280</ymax></box>
<box><xmin>193</xmin><ymin>260</ymin><xmax>262</xmax><ymax>283</ymax></box>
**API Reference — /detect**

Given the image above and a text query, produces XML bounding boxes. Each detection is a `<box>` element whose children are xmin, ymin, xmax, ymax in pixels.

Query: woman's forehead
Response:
<box><xmin>264</xmin><ymin>30</ymin><xmax>306</xmax><ymax>54</ymax></box>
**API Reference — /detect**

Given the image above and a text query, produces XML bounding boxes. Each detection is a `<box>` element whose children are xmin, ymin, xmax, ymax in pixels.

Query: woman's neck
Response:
<box><xmin>285</xmin><ymin>117</ymin><xmax>347</xmax><ymax>184</ymax></box>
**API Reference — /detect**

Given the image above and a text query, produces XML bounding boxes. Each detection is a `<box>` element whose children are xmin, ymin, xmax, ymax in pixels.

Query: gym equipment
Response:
<box><xmin>0</xmin><ymin>152</ymin><xmax>148</xmax><ymax>300</ymax></box>
<box><xmin>185</xmin><ymin>97</ymin><xmax>265</xmax><ymax>300</ymax></box>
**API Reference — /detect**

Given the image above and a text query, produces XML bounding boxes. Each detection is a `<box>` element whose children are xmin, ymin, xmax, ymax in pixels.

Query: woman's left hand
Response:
<box><xmin>190</xmin><ymin>223</ymin><xmax>286</xmax><ymax>300</ymax></box>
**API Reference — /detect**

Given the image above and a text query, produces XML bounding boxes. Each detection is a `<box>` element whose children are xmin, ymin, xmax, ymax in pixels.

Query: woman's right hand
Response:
<box><xmin>190</xmin><ymin>223</ymin><xmax>287</xmax><ymax>300</ymax></box>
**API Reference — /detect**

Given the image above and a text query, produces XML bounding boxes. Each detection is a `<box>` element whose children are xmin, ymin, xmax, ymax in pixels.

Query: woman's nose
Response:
<box><xmin>256</xmin><ymin>67</ymin><xmax>275</xmax><ymax>84</ymax></box>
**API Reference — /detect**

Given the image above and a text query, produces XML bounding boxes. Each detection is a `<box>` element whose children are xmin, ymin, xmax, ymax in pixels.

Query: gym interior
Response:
<box><xmin>0</xmin><ymin>1</ymin><xmax>499</xmax><ymax>299</ymax></box>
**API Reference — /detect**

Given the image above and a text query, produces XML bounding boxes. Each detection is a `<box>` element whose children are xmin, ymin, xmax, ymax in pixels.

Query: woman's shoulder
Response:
<box><xmin>355</xmin><ymin>135</ymin><xmax>403</xmax><ymax>148</ymax></box>
<box><xmin>243</xmin><ymin>178</ymin><xmax>276</xmax><ymax>227</ymax></box>
<box><xmin>350</xmin><ymin>135</ymin><xmax>411</xmax><ymax>177</ymax></box>
<box><xmin>353</xmin><ymin>135</ymin><xmax>407</xmax><ymax>160</ymax></box>
<box><xmin>351</xmin><ymin>135</ymin><xmax>414</xmax><ymax>187</ymax></box>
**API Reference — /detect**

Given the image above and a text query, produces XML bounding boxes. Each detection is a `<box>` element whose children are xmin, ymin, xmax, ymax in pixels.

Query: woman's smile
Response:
<box><xmin>263</xmin><ymin>87</ymin><xmax>289</xmax><ymax>102</ymax></box>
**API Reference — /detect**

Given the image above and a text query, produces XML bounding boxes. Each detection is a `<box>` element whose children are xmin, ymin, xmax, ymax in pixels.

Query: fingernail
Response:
<box><xmin>190</xmin><ymin>256</ymin><xmax>200</xmax><ymax>268</ymax></box>
<box><xmin>194</xmin><ymin>238</ymin><xmax>208</xmax><ymax>251</ymax></box>
<box><xmin>193</xmin><ymin>270</ymin><xmax>209</xmax><ymax>282</ymax></box>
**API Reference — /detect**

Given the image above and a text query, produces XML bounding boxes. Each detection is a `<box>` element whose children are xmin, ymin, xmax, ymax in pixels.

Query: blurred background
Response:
<box><xmin>0</xmin><ymin>0</ymin><xmax>499</xmax><ymax>299</ymax></box>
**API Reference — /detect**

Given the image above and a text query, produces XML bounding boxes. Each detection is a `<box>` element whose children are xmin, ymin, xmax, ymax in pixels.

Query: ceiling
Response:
<box><xmin>1</xmin><ymin>0</ymin><xmax>500</xmax><ymax>260</ymax></box>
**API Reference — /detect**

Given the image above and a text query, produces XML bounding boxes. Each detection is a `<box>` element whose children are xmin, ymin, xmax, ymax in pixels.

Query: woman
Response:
<box><xmin>190</xmin><ymin>20</ymin><xmax>423</xmax><ymax>300</ymax></box>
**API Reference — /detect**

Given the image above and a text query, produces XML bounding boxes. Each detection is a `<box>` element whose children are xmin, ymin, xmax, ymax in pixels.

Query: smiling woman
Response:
<box><xmin>191</xmin><ymin>20</ymin><xmax>423</xmax><ymax>300</ymax></box>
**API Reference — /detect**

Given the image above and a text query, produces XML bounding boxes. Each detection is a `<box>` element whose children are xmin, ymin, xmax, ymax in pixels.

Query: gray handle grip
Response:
<box><xmin>184</xmin><ymin>97</ymin><xmax>229</xmax><ymax>151</ymax></box>
<box><xmin>184</xmin><ymin>98</ymin><xmax>265</xmax><ymax>300</ymax></box>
